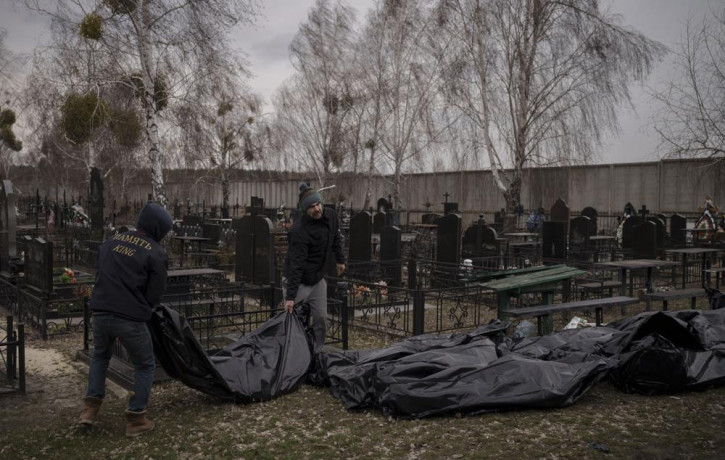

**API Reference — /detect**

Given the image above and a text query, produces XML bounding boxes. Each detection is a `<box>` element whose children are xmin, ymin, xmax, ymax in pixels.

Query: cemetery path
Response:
<box><xmin>3</xmin><ymin>334</ymin><xmax>128</xmax><ymax>421</ymax></box>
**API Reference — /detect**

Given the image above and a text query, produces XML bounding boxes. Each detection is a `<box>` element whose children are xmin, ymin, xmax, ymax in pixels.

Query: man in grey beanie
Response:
<box><xmin>283</xmin><ymin>182</ymin><xmax>345</xmax><ymax>352</ymax></box>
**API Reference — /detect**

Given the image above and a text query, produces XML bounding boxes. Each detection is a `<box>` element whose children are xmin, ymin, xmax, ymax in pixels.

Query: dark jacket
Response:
<box><xmin>91</xmin><ymin>203</ymin><xmax>172</xmax><ymax>322</ymax></box>
<box><xmin>284</xmin><ymin>206</ymin><xmax>345</xmax><ymax>301</ymax></box>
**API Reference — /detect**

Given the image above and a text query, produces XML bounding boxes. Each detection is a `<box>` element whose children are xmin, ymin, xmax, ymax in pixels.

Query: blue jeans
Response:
<box><xmin>86</xmin><ymin>314</ymin><xmax>156</xmax><ymax>412</ymax></box>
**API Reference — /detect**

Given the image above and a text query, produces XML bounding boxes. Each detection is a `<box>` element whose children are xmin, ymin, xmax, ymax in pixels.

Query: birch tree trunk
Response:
<box><xmin>137</xmin><ymin>0</ymin><xmax>167</xmax><ymax>206</ymax></box>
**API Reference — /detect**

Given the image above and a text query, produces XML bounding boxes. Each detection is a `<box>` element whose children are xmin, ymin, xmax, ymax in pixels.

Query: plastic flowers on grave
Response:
<box><xmin>59</xmin><ymin>267</ymin><xmax>76</xmax><ymax>284</ymax></box>
<box><xmin>376</xmin><ymin>280</ymin><xmax>388</xmax><ymax>297</ymax></box>
<box><xmin>352</xmin><ymin>284</ymin><xmax>371</xmax><ymax>298</ymax></box>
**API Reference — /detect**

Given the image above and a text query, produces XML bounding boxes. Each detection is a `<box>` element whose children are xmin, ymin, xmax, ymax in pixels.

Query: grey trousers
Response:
<box><xmin>283</xmin><ymin>277</ymin><xmax>327</xmax><ymax>353</ymax></box>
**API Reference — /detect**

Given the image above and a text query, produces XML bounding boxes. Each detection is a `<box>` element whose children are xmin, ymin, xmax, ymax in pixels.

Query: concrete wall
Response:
<box><xmin>114</xmin><ymin>158</ymin><xmax>725</xmax><ymax>220</ymax></box>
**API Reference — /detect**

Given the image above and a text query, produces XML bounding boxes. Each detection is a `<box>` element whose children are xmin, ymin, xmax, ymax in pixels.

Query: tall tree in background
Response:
<box><xmin>274</xmin><ymin>0</ymin><xmax>357</xmax><ymax>188</ymax></box>
<box><xmin>0</xmin><ymin>29</ymin><xmax>24</xmax><ymax>178</ymax></box>
<box><xmin>361</xmin><ymin>0</ymin><xmax>448</xmax><ymax>208</ymax></box>
<box><xmin>437</xmin><ymin>0</ymin><xmax>665</xmax><ymax>228</ymax></box>
<box><xmin>24</xmin><ymin>0</ymin><xmax>259</xmax><ymax>206</ymax></box>
<box><xmin>652</xmin><ymin>5</ymin><xmax>725</xmax><ymax>164</ymax></box>
<box><xmin>176</xmin><ymin>80</ymin><xmax>269</xmax><ymax>216</ymax></box>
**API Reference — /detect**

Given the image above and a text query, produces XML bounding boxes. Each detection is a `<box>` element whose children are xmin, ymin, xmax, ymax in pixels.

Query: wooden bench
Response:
<box><xmin>705</xmin><ymin>267</ymin><xmax>725</xmax><ymax>289</ymax></box>
<box><xmin>575</xmin><ymin>279</ymin><xmax>621</xmax><ymax>299</ymax></box>
<box><xmin>500</xmin><ymin>296</ymin><xmax>639</xmax><ymax>336</ymax></box>
<box><xmin>645</xmin><ymin>288</ymin><xmax>707</xmax><ymax>311</ymax></box>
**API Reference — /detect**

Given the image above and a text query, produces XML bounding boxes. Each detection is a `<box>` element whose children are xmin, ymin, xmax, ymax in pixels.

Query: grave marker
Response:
<box><xmin>633</xmin><ymin>221</ymin><xmax>657</xmax><ymax>257</ymax></box>
<box><xmin>581</xmin><ymin>207</ymin><xmax>598</xmax><ymax>235</ymax></box>
<box><xmin>550</xmin><ymin>198</ymin><xmax>570</xmax><ymax>223</ymax></box>
<box><xmin>349</xmin><ymin>211</ymin><xmax>372</xmax><ymax>261</ymax></box>
<box><xmin>436</xmin><ymin>213</ymin><xmax>462</xmax><ymax>266</ymax></box>
<box><xmin>24</xmin><ymin>238</ymin><xmax>53</xmax><ymax>294</ymax></box>
<box><xmin>89</xmin><ymin>167</ymin><xmax>104</xmax><ymax>240</ymax></box>
<box><xmin>670</xmin><ymin>214</ymin><xmax>686</xmax><ymax>246</ymax></box>
<box><xmin>380</xmin><ymin>226</ymin><xmax>401</xmax><ymax>287</ymax></box>
<box><xmin>253</xmin><ymin>216</ymin><xmax>275</xmax><ymax>285</ymax></box>
<box><xmin>0</xmin><ymin>180</ymin><xmax>17</xmax><ymax>272</ymax></box>
<box><xmin>542</xmin><ymin>221</ymin><xmax>567</xmax><ymax>261</ymax></box>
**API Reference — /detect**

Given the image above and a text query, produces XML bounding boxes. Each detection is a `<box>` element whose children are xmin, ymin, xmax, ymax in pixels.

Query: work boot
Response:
<box><xmin>125</xmin><ymin>410</ymin><xmax>156</xmax><ymax>437</ymax></box>
<box><xmin>79</xmin><ymin>396</ymin><xmax>103</xmax><ymax>425</ymax></box>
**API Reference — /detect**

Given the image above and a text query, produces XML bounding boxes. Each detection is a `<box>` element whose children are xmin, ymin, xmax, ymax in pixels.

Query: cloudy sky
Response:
<box><xmin>0</xmin><ymin>0</ymin><xmax>718</xmax><ymax>165</ymax></box>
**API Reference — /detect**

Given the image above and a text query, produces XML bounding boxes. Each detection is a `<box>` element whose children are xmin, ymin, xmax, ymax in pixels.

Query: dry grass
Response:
<box><xmin>2</xmin><ymin>299</ymin><xmax>724</xmax><ymax>459</ymax></box>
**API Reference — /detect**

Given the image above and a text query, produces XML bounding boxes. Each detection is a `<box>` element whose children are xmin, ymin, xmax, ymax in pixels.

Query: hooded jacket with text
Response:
<box><xmin>90</xmin><ymin>203</ymin><xmax>172</xmax><ymax>322</ymax></box>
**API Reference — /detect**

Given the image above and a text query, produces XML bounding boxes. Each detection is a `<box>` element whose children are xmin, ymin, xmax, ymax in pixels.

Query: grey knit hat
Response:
<box><xmin>298</xmin><ymin>182</ymin><xmax>323</xmax><ymax>210</ymax></box>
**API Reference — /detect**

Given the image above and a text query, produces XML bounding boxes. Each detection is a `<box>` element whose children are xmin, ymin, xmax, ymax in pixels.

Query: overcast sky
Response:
<box><xmin>0</xmin><ymin>0</ymin><xmax>718</xmax><ymax>165</ymax></box>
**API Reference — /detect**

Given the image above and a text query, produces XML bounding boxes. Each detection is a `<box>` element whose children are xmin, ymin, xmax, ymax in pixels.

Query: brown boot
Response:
<box><xmin>79</xmin><ymin>396</ymin><xmax>103</xmax><ymax>425</ymax></box>
<box><xmin>125</xmin><ymin>410</ymin><xmax>156</xmax><ymax>437</ymax></box>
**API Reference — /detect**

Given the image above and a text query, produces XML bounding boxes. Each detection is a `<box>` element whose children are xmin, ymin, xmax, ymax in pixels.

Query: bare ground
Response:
<box><xmin>1</xmin><ymin>314</ymin><xmax>725</xmax><ymax>459</ymax></box>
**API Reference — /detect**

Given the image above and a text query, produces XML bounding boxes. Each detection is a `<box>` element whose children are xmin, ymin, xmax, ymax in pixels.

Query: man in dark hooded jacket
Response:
<box><xmin>79</xmin><ymin>203</ymin><xmax>172</xmax><ymax>437</ymax></box>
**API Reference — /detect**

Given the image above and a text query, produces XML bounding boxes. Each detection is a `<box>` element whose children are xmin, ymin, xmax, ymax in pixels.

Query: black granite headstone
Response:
<box><xmin>462</xmin><ymin>223</ymin><xmax>486</xmax><ymax>259</ymax></box>
<box><xmin>670</xmin><ymin>214</ymin><xmax>687</xmax><ymax>246</ymax></box>
<box><xmin>173</xmin><ymin>200</ymin><xmax>181</xmax><ymax>220</ymax></box>
<box><xmin>250</xmin><ymin>196</ymin><xmax>264</xmax><ymax>216</ymax></box>
<box><xmin>436</xmin><ymin>213</ymin><xmax>462</xmax><ymax>266</ymax></box>
<box><xmin>380</xmin><ymin>226</ymin><xmax>401</xmax><ymax>287</ymax></box>
<box><xmin>0</xmin><ymin>180</ymin><xmax>17</xmax><ymax>272</ymax></box>
<box><xmin>233</xmin><ymin>216</ymin><xmax>254</xmax><ymax>283</ymax></box>
<box><xmin>569</xmin><ymin>216</ymin><xmax>593</xmax><ymax>255</ymax></box>
<box><xmin>621</xmin><ymin>216</ymin><xmax>642</xmax><ymax>249</ymax></box>
<box><xmin>481</xmin><ymin>226</ymin><xmax>499</xmax><ymax>253</ymax></box>
<box><xmin>647</xmin><ymin>217</ymin><xmax>666</xmax><ymax>248</ymax></box>
<box><xmin>376</xmin><ymin>197</ymin><xmax>391</xmax><ymax>213</ymax></box>
<box><xmin>253</xmin><ymin>216</ymin><xmax>275</xmax><ymax>285</ymax></box>
<box><xmin>373</xmin><ymin>212</ymin><xmax>386</xmax><ymax>234</ymax></box>
<box><xmin>349</xmin><ymin>211</ymin><xmax>372</xmax><ymax>261</ymax></box>
<box><xmin>581</xmin><ymin>207</ymin><xmax>598</xmax><ymax>235</ymax></box>
<box><xmin>443</xmin><ymin>202</ymin><xmax>458</xmax><ymax>215</ymax></box>
<box><xmin>24</xmin><ymin>238</ymin><xmax>53</xmax><ymax>294</ymax></box>
<box><xmin>550</xmin><ymin>198</ymin><xmax>570</xmax><ymax>223</ymax></box>
<box><xmin>202</xmin><ymin>223</ymin><xmax>221</xmax><ymax>244</ymax></box>
<box><xmin>633</xmin><ymin>221</ymin><xmax>657</xmax><ymax>257</ymax></box>
<box><xmin>542</xmin><ymin>221</ymin><xmax>567</xmax><ymax>261</ymax></box>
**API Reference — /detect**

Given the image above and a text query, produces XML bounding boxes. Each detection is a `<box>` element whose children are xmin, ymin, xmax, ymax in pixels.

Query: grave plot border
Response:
<box><xmin>0</xmin><ymin>315</ymin><xmax>25</xmax><ymax>396</ymax></box>
<box><xmin>0</xmin><ymin>277</ymin><xmax>91</xmax><ymax>340</ymax></box>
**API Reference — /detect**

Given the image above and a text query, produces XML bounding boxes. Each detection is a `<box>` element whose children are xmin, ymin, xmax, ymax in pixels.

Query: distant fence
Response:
<box><xmin>9</xmin><ymin>159</ymin><xmax>724</xmax><ymax>229</ymax></box>
<box><xmin>124</xmin><ymin>159</ymin><xmax>724</xmax><ymax>229</ymax></box>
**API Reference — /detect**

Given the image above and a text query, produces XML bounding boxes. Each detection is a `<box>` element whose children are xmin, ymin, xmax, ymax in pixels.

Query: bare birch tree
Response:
<box><xmin>175</xmin><ymin>81</ymin><xmax>269</xmax><ymax>216</ymax></box>
<box><xmin>359</xmin><ymin>0</ymin><xmax>450</xmax><ymax>209</ymax></box>
<box><xmin>0</xmin><ymin>29</ymin><xmax>24</xmax><ymax>178</ymax></box>
<box><xmin>23</xmin><ymin>0</ymin><xmax>259</xmax><ymax>206</ymax></box>
<box><xmin>436</xmin><ymin>0</ymin><xmax>665</xmax><ymax>228</ymax></box>
<box><xmin>652</xmin><ymin>6</ymin><xmax>725</xmax><ymax>163</ymax></box>
<box><xmin>274</xmin><ymin>0</ymin><xmax>357</xmax><ymax>188</ymax></box>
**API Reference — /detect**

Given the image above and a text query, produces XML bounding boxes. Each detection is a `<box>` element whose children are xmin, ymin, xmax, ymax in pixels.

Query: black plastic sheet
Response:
<box><xmin>149</xmin><ymin>305</ymin><xmax>312</xmax><ymax>402</ymax></box>
<box><xmin>320</xmin><ymin>308</ymin><xmax>725</xmax><ymax>418</ymax></box>
<box><xmin>148</xmin><ymin>294</ymin><xmax>725</xmax><ymax>418</ymax></box>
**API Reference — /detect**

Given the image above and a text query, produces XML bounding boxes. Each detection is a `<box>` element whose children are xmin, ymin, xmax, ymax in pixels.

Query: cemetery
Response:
<box><xmin>0</xmin><ymin>162</ymin><xmax>724</xmax><ymax>407</ymax></box>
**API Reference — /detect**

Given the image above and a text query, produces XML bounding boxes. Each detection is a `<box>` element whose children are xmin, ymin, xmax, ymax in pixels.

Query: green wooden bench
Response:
<box><xmin>644</xmin><ymin>288</ymin><xmax>707</xmax><ymax>311</ymax></box>
<box><xmin>460</xmin><ymin>264</ymin><xmax>567</xmax><ymax>285</ymax></box>
<box><xmin>477</xmin><ymin>265</ymin><xmax>587</xmax><ymax>308</ymax></box>
<box><xmin>575</xmin><ymin>279</ymin><xmax>621</xmax><ymax>299</ymax></box>
<box><xmin>500</xmin><ymin>296</ymin><xmax>640</xmax><ymax>336</ymax></box>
